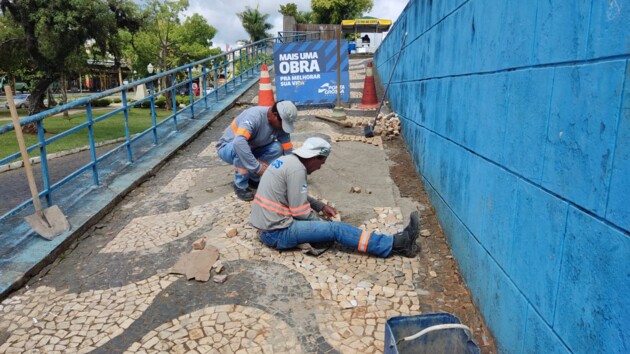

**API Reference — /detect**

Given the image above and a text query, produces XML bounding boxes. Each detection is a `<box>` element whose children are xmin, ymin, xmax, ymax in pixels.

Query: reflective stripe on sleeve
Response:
<box><xmin>282</xmin><ymin>142</ymin><xmax>293</xmax><ymax>150</ymax></box>
<box><xmin>231</xmin><ymin>120</ymin><xmax>251</xmax><ymax>140</ymax></box>
<box><xmin>290</xmin><ymin>202</ymin><xmax>312</xmax><ymax>217</ymax></box>
<box><xmin>357</xmin><ymin>230</ymin><xmax>372</xmax><ymax>253</ymax></box>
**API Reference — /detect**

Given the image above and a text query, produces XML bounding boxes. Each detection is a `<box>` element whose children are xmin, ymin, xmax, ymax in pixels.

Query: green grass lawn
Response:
<box><xmin>0</xmin><ymin>108</ymin><xmax>171</xmax><ymax>160</ymax></box>
<box><xmin>0</xmin><ymin>108</ymin><xmax>31</xmax><ymax>118</ymax></box>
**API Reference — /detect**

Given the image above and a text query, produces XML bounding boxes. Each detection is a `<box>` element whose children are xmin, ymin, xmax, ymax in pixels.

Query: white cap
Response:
<box><xmin>277</xmin><ymin>101</ymin><xmax>298</xmax><ymax>133</ymax></box>
<box><xmin>293</xmin><ymin>137</ymin><xmax>332</xmax><ymax>159</ymax></box>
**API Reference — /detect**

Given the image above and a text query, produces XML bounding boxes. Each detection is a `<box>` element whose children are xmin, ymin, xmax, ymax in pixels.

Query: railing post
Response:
<box><xmin>213</xmin><ymin>62</ymin><xmax>219</xmax><ymax>102</ymax></box>
<box><xmin>149</xmin><ymin>81</ymin><xmax>158</xmax><ymax>144</ymax></box>
<box><xmin>223</xmin><ymin>54</ymin><xmax>230</xmax><ymax>95</ymax></box>
<box><xmin>240</xmin><ymin>48</ymin><xmax>244</xmax><ymax>84</ymax></box>
<box><xmin>202</xmin><ymin>64</ymin><xmax>208</xmax><ymax>109</ymax></box>
<box><xmin>37</xmin><ymin>120</ymin><xmax>52</xmax><ymax>205</ymax></box>
<box><xmin>86</xmin><ymin>103</ymin><xmax>99</xmax><ymax>186</ymax></box>
<box><xmin>171</xmin><ymin>73</ymin><xmax>178</xmax><ymax>127</ymax></box>
<box><xmin>230</xmin><ymin>53</ymin><xmax>235</xmax><ymax>90</ymax></box>
<box><xmin>188</xmin><ymin>67</ymin><xmax>194</xmax><ymax>119</ymax></box>
<box><xmin>121</xmin><ymin>90</ymin><xmax>133</xmax><ymax>162</ymax></box>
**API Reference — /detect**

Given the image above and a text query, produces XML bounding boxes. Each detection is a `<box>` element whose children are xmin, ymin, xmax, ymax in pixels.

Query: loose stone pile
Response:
<box><xmin>372</xmin><ymin>113</ymin><xmax>402</xmax><ymax>139</ymax></box>
<box><xmin>332</xmin><ymin>134</ymin><xmax>383</xmax><ymax>148</ymax></box>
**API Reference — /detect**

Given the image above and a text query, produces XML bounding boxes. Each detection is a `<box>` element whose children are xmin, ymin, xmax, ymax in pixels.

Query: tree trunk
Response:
<box><xmin>62</xmin><ymin>73</ymin><xmax>69</xmax><ymax>119</ymax></box>
<box><xmin>23</xmin><ymin>76</ymin><xmax>57</xmax><ymax>135</ymax></box>
<box><xmin>162</xmin><ymin>71</ymin><xmax>172</xmax><ymax>111</ymax></box>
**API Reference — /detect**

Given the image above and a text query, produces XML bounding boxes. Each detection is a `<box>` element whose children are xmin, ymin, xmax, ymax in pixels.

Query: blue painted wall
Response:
<box><xmin>375</xmin><ymin>1</ymin><xmax>630</xmax><ymax>353</ymax></box>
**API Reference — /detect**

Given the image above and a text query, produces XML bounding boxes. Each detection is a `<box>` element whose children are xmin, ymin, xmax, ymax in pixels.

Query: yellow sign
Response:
<box><xmin>357</xmin><ymin>19</ymin><xmax>378</xmax><ymax>25</ymax></box>
<box><xmin>341</xmin><ymin>19</ymin><xmax>392</xmax><ymax>33</ymax></box>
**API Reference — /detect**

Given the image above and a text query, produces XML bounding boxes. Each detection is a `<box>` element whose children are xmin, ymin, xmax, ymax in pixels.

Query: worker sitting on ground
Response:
<box><xmin>217</xmin><ymin>100</ymin><xmax>298</xmax><ymax>201</ymax></box>
<box><xmin>250</xmin><ymin>137</ymin><xmax>419</xmax><ymax>258</ymax></box>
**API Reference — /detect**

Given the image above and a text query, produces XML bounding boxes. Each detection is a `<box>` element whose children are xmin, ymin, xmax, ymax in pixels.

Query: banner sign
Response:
<box><xmin>274</xmin><ymin>40</ymin><xmax>350</xmax><ymax>105</ymax></box>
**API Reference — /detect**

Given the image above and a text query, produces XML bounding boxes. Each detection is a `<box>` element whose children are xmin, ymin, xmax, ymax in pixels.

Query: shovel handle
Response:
<box><xmin>371</xmin><ymin>31</ymin><xmax>408</xmax><ymax>130</ymax></box>
<box><xmin>3</xmin><ymin>85</ymin><xmax>43</xmax><ymax>213</ymax></box>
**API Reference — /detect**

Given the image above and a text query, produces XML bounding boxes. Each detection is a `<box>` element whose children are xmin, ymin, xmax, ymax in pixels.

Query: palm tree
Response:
<box><xmin>237</xmin><ymin>6</ymin><xmax>273</xmax><ymax>43</ymax></box>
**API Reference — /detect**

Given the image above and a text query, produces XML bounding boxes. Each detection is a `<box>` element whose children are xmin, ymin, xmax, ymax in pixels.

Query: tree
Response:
<box><xmin>237</xmin><ymin>6</ymin><xmax>273</xmax><ymax>43</ymax></box>
<box><xmin>132</xmin><ymin>0</ymin><xmax>218</xmax><ymax>109</ymax></box>
<box><xmin>174</xmin><ymin>14</ymin><xmax>219</xmax><ymax>67</ymax></box>
<box><xmin>295</xmin><ymin>11</ymin><xmax>317</xmax><ymax>24</ymax></box>
<box><xmin>311</xmin><ymin>0</ymin><xmax>373</xmax><ymax>24</ymax></box>
<box><xmin>0</xmin><ymin>0</ymin><xmax>142</xmax><ymax>123</ymax></box>
<box><xmin>0</xmin><ymin>14</ymin><xmax>30</xmax><ymax>94</ymax></box>
<box><xmin>279</xmin><ymin>3</ymin><xmax>298</xmax><ymax>17</ymax></box>
<box><xmin>279</xmin><ymin>3</ymin><xmax>316</xmax><ymax>24</ymax></box>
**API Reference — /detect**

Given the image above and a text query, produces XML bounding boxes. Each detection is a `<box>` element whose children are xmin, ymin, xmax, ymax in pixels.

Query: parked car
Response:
<box><xmin>15</xmin><ymin>82</ymin><xmax>29</xmax><ymax>93</ymax></box>
<box><xmin>5</xmin><ymin>94</ymin><xmax>30</xmax><ymax>109</ymax></box>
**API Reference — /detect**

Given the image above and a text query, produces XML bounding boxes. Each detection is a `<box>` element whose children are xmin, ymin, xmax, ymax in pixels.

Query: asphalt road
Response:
<box><xmin>0</xmin><ymin>145</ymin><xmax>116</xmax><ymax>216</ymax></box>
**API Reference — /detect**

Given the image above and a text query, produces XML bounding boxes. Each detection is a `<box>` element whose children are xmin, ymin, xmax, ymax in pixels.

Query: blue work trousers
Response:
<box><xmin>217</xmin><ymin>141</ymin><xmax>282</xmax><ymax>189</ymax></box>
<box><xmin>259</xmin><ymin>220</ymin><xmax>394</xmax><ymax>258</ymax></box>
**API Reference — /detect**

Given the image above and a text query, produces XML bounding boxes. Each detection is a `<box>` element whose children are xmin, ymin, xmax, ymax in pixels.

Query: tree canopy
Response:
<box><xmin>0</xmin><ymin>13</ymin><xmax>29</xmax><ymax>86</ymax></box>
<box><xmin>237</xmin><ymin>6</ymin><xmax>273</xmax><ymax>43</ymax></box>
<box><xmin>0</xmin><ymin>0</ymin><xmax>142</xmax><ymax>116</ymax></box>
<box><xmin>0</xmin><ymin>0</ymin><xmax>220</xmax><ymax>117</ymax></box>
<box><xmin>279</xmin><ymin>3</ymin><xmax>298</xmax><ymax>17</ymax></box>
<box><xmin>279</xmin><ymin>2</ymin><xmax>316</xmax><ymax>24</ymax></box>
<box><xmin>311</xmin><ymin>0</ymin><xmax>374</xmax><ymax>24</ymax></box>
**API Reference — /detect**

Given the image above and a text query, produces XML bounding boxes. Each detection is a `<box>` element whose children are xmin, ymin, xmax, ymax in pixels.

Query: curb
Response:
<box><xmin>0</xmin><ymin>136</ymin><xmax>133</xmax><ymax>174</ymax></box>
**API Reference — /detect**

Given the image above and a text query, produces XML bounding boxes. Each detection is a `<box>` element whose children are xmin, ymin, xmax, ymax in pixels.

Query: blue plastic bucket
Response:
<box><xmin>348</xmin><ymin>42</ymin><xmax>357</xmax><ymax>53</ymax></box>
<box><xmin>384</xmin><ymin>313</ymin><xmax>480</xmax><ymax>354</ymax></box>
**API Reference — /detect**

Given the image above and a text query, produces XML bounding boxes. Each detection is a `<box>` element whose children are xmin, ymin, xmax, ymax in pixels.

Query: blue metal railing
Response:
<box><xmin>0</xmin><ymin>32</ymin><xmax>320</xmax><ymax>221</ymax></box>
<box><xmin>277</xmin><ymin>31</ymin><xmax>321</xmax><ymax>43</ymax></box>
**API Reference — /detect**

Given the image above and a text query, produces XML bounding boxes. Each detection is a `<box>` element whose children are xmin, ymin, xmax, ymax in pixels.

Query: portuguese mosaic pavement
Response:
<box><xmin>0</xmin><ymin>59</ymin><xmax>495</xmax><ymax>353</ymax></box>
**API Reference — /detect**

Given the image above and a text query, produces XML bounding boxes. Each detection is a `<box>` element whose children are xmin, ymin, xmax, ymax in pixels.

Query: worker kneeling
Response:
<box><xmin>250</xmin><ymin>137</ymin><xmax>419</xmax><ymax>258</ymax></box>
<box><xmin>216</xmin><ymin>101</ymin><xmax>298</xmax><ymax>201</ymax></box>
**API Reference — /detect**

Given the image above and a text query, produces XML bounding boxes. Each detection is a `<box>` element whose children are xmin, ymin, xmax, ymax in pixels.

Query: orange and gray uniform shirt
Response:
<box><xmin>250</xmin><ymin>154</ymin><xmax>326</xmax><ymax>230</ymax></box>
<box><xmin>216</xmin><ymin>106</ymin><xmax>293</xmax><ymax>174</ymax></box>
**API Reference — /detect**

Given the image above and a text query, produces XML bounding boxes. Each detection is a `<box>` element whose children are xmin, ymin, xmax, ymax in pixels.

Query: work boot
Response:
<box><xmin>403</xmin><ymin>211</ymin><xmax>419</xmax><ymax>240</ymax></box>
<box><xmin>234</xmin><ymin>183</ymin><xmax>255</xmax><ymax>201</ymax></box>
<box><xmin>247</xmin><ymin>178</ymin><xmax>260</xmax><ymax>190</ymax></box>
<box><xmin>390</xmin><ymin>211</ymin><xmax>420</xmax><ymax>257</ymax></box>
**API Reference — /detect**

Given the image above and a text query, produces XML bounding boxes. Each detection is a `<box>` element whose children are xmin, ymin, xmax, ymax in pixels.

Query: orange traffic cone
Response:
<box><xmin>358</xmin><ymin>61</ymin><xmax>379</xmax><ymax>109</ymax></box>
<box><xmin>258</xmin><ymin>64</ymin><xmax>275</xmax><ymax>107</ymax></box>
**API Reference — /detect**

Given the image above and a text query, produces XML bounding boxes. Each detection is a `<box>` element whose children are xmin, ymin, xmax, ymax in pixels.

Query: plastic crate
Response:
<box><xmin>384</xmin><ymin>313</ymin><xmax>480</xmax><ymax>354</ymax></box>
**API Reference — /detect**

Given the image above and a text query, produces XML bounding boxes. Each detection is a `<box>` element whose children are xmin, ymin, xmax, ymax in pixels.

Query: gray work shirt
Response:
<box><xmin>250</xmin><ymin>154</ymin><xmax>325</xmax><ymax>231</ymax></box>
<box><xmin>216</xmin><ymin>106</ymin><xmax>292</xmax><ymax>174</ymax></box>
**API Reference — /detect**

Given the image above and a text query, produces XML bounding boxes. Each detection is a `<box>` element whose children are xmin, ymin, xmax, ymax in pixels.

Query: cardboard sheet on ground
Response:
<box><xmin>171</xmin><ymin>245</ymin><xmax>219</xmax><ymax>282</ymax></box>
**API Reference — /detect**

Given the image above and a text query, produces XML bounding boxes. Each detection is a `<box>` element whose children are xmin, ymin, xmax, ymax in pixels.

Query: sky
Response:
<box><xmin>184</xmin><ymin>0</ymin><xmax>409</xmax><ymax>50</ymax></box>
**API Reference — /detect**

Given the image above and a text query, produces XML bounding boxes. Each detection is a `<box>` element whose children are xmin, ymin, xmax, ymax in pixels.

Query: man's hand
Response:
<box><xmin>256</xmin><ymin>162</ymin><xmax>269</xmax><ymax>176</ymax></box>
<box><xmin>321</xmin><ymin>205</ymin><xmax>337</xmax><ymax>219</ymax></box>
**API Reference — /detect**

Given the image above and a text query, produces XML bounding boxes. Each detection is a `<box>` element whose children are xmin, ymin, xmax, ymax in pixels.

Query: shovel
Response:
<box><xmin>364</xmin><ymin>32</ymin><xmax>408</xmax><ymax>138</ymax></box>
<box><xmin>3</xmin><ymin>85</ymin><xmax>70</xmax><ymax>240</ymax></box>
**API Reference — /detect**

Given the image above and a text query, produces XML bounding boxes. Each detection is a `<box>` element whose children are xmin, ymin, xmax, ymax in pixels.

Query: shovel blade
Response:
<box><xmin>364</xmin><ymin>125</ymin><xmax>375</xmax><ymax>138</ymax></box>
<box><xmin>25</xmin><ymin>205</ymin><xmax>70</xmax><ymax>240</ymax></box>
